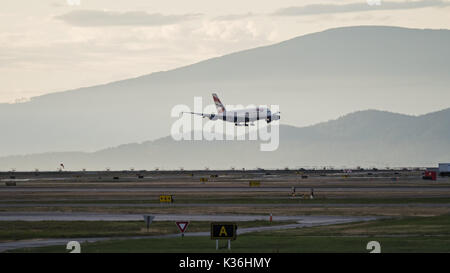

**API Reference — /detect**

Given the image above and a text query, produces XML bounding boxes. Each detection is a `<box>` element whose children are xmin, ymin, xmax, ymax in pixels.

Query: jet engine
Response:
<box><xmin>266</xmin><ymin>111</ymin><xmax>280</xmax><ymax>123</ymax></box>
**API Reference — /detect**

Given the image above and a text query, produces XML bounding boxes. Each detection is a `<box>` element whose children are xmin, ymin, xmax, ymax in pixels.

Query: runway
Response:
<box><xmin>2</xmin><ymin>186</ymin><xmax>450</xmax><ymax>192</ymax></box>
<box><xmin>1</xmin><ymin>202</ymin><xmax>449</xmax><ymax>209</ymax></box>
<box><xmin>1</xmin><ymin>170</ymin><xmax>448</xmax><ymax>252</ymax></box>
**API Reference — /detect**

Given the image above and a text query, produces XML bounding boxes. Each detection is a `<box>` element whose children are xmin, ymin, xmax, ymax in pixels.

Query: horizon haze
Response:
<box><xmin>1</xmin><ymin>25</ymin><xmax>449</xmax><ymax>160</ymax></box>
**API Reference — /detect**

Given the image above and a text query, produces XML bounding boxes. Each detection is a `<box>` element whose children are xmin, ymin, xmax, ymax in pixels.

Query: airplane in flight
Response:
<box><xmin>183</xmin><ymin>93</ymin><xmax>280</xmax><ymax>126</ymax></box>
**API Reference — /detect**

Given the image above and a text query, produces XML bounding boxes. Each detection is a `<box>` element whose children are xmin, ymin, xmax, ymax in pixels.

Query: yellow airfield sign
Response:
<box><xmin>159</xmin><ymin>195</ymin><xmax>173</xmax><ymax>203</ymax></box>
<box><xmin>211</xmin><ymin>222</ymin><xmax>237</xmax><ymax>240</ymax></box>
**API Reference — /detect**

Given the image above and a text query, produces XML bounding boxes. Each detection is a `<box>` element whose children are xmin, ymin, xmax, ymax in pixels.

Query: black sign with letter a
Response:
<box><xmin>210</xmin><ymin>222</ymin><xmax>237</xmax><ymax>240</ymax></box>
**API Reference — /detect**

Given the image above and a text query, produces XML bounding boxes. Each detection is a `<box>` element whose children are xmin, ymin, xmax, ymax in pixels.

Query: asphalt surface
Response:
<box><xmin>2</xmin><ymin>186</ymin><xmax>450</xmax><ymax>192</ymax></box>
<box><xmin>1</xmin><ymin>202</ymin><xmax>449</xmax><ymax>209</ymax></box>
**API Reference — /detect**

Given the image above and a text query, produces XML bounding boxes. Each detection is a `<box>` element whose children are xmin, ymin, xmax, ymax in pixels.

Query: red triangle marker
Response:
<box><xmin>176</xmin><ymin>221</ymin><xmax>189</xmax><ymax>233</ymax></box>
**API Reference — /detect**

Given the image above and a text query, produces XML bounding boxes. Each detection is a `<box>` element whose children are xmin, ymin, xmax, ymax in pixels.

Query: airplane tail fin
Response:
<box><xmin>212</xmin><ymin>93</ymin><xmax>226</xmax><ymax>113</ymax></box>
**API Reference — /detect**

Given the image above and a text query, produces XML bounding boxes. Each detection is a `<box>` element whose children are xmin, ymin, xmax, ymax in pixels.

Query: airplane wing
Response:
<box><xmin>182</xmin><ymin>112</ymin><xmax>213</xmax><ymax>119</ymax></box>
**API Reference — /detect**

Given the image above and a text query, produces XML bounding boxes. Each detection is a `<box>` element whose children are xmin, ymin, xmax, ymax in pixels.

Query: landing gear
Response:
<box><xmin>234</xmin><ymin>122</ymin><xmax>250</xmax><ymax>126</ymax></box>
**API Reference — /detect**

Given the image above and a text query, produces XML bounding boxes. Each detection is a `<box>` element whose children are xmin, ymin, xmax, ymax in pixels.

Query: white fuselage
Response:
<box><xmin>211</xmin><ymin>107</ymin><xmax>277</xmax><ymax>124</ymax></box>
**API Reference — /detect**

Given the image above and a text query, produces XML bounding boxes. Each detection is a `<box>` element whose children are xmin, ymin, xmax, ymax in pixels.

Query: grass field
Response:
<box><xmin>9</xmin><ymin>235</ymin><xmax>450</xmax><ymax>253</ymax></box>
<box><xmin>3</xmin><ymin>205</ymin><xmax>449</xmax><ymax>217</ymax></box>
<box><xmin>2</xmin><ymin>197</ymin><xmax>450</xmax><ymax>205</ymax></box>
<box><xmin>8</xmin><ymin>214</ymin><xmax>450</xmax><ymax>253</ymax></box>
<box><xmin>0</xmin><ymin>220</ymin><xmax>292</xmax><ymax>241</ymax></box>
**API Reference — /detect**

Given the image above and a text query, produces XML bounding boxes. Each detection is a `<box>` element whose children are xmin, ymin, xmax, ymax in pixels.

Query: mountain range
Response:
<box><xmin>1</xmin><ymin>107</ymin><xmax>448</xmax><ymax>170</ymax></box>
<box><xmin>1</xmin><ymin>25</ymin><xmax>450</xmax><ymax>157</ymax></box>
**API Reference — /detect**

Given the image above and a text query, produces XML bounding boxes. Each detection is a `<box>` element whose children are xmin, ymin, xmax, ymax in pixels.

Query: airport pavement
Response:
<box><xmin>1</xmin><ymin>186</ymin><xmax>450</xmax><ymax>192</ymax></box>
<box><xmin>0</xmin><ymin>202</ymin><xmax>449</xmax><ymax>209</ymax></box>
<box><xmin>0</xmin><ymin>214</ymin><xmax>379</xmax><ymax>252</ymax></box>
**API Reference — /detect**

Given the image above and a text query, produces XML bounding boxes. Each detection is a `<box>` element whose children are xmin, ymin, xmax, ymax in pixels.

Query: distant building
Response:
<box><xmin>439</xmin><ymin>163</ymin><xmax>450</xmax><ymax>176</ymax></box>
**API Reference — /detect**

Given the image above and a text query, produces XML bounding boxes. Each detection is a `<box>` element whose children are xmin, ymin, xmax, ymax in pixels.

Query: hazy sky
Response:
<box><xmin>1</xmin><ymin>0</ymin><xmax>450</xmax><ymax>103</ymax></box>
